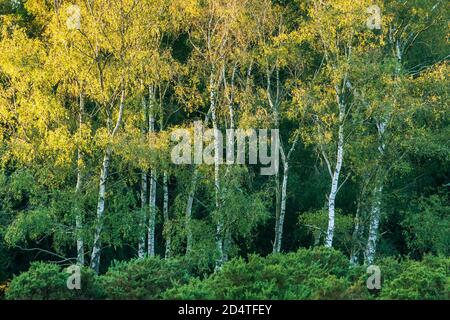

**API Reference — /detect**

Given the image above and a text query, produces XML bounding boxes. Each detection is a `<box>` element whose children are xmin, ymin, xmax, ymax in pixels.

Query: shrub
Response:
<box><xmin>100</xmin><ymin>256</ymin><xmax>192</xmax><ymax>300</ymax></box>
<box><xmin>379</xmin><ymin>255</ymin><xmax>449</xmax><ymax>300</ymax></box>
<box><xmin>164</xmin><ymin>247</ymin><xmax>352</xmax><ymax>300</ymax></box>
<box><xmin>5</xmin><ymin>262</ymin><xmax>102</xmax><ymax>300</ymax></box>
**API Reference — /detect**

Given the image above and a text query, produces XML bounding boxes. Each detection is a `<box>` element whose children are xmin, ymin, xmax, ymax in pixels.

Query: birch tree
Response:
<box><xmin>363</xmin><ymin>0</ymin><xmax>447</xmax><ymax>265</ymax></box>
<box><xmin>296</xmin><ymin>0</ymin><xmax>378</xmax><ymax>248</ymax></box>
<box><xmin>187</xmin><ymin>0</ymin><xmax>255</xmax><ymax>269</ymax></box>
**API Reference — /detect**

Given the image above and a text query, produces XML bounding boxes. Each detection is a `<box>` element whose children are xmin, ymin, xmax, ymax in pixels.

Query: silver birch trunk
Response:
<box><xmin>185</xmin><ymin>167</ymin><xmax>198</xmax><ymax>254</ymax></box>
<box><xmin>350</xmin><ymin>202</ymin><xmax>362</xmax><ymax>265</ymax></box>
<box><xmin>163</xmin><ymin>171</ymin><xmax>171</xmax><ymax>259</ymax></box>
<box><xmin>365</xmin><ymin>120</ymin><xmax>387</xmax><ymax>264</ymax></box>
<box><xmin>185</xmin><ymin>111</ymin><xmax>210</xmax><ymax>255</ymax></box>
<box><xmin>210</xmin><ymin>70</ymin><xmax>223</xmax><ymax>271</ymax></box>
<box><xmin>148</xmin><ymin>170</ymin><xmax>157</xmax><ymax>256</ymax></box>
<box><xmin>365</xmin><ymin>185</ymin><xmax>383</xmax><ymax>265</ymax></box>
<box><xmin>90</xmin><ymin>88</ymin><xmax>125</xmax><ymax>273</ymax></box>
<box><xmin>364</xmin><ymin>41</ymin><xmax>401</xmax><ymax>264</ymax></box>
<box><xmin>138</xmin><ymin>94</ymin><xmax>148</xmax><ymax>258</ymax></box>
<box><xmin>222</xmin><ymin>64</ymin><xmax>236</xmax><ymax>263</ymax></box>
<box><xmin>90</xmin><ymin>147</ymin><xmax>111</xmax><ymax>273</ymax></box>
<box><xmin>139</xmin><ymin>172</ymin><xmax>147</xmax><ymax>258</ymax></box>
<box><xmin>147</xmin><ymin>86</ymin><xmax>157</xmax><ymax>257</ymax></box>
<box><xmin>266</xmin><ymin>66</ymin><xmax>282</xmax><ymax>254</ymax></box>
<box><xmin>324</xmin><ymin>96</ymin><xmax>345</xmax><ymax>248</ymax></box>
<box><xmin>75</xmin><ymin>91</ymin><xmax>84</xmax><ymax>266</ymax></box>
<box><xmin>273</xmin><ymin>173</ymin><xmax>281</xmax><ymax>252</ymax></box>
<box><xmin>272</xmin><ymin>133</ymin><xmax>298</xmax><ymax>253</ymax></box>
<box><xmin>273</xmin><ymin>161</ymin><xmax>289</xmax><ymax>253</ymax></box>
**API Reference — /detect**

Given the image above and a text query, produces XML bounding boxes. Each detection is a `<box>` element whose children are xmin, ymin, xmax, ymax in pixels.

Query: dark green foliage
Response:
<box><xmin>99</xmin><ymin>256</ymin><xmax>192</xmax><ymax>300</ymax></box>
<box><xmin>379</xmin><ymin>255</ymin><xmax>449</xmax><ymax>300</ymax></box>
<box><xmin>164</xmin><ymin>249</ymin><xmax>450</xmax><ymax>300</ymax></box>
<box><xmin>165</xmin><ymin>248</ymin><xmax>354</xmax><ymax>300</ymax></box>
<box><xmin>4</xmin><ymin>250</ymin><xmax>449</xmax><ymax>300</ymax></box>
<box><xmin>5</xmin><ymin>262</ymin><xmax>102</xmax><ymax>300</ymax></box>
<box><xmin>402</xmin><ymin>194</ymin><xmax>450</xmax><ymax>257</ymax></box>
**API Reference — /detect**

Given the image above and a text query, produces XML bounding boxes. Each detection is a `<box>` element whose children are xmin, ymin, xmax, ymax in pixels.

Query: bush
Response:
<box><xmin>100</xmin><ymin>256</ymin><xmax>192</xmax><ymax>300</ymax></box>
<box><xmin>165</xmin><ymin>249</ymin><xmax>450</xmax><ymax>300</ymax></box>
<box><xmin>164</xmin><ymin>247</ymin><xmax>352</xmax><ymax>300</ymax></box>
<box><xmin>379</xmin><ymin>255</ymin><xmax>449</xmax><ymax>300</ymax></box>
<box><xmin>5</xmin><ymin>262</ymin><xmax>102</xmax><ymax>300</ymax></box>
<box><xmin>5</xmin><ymin>251</ymin><xmax>449</xmax><ymax>300</ymax></box>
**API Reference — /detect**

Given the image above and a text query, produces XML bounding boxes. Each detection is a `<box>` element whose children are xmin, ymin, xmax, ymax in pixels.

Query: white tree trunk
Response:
<box><xmin>138</xmin><ymin>171</ymin><xmax>147</xmax><ymax>258</ymax></box>
<box><xmin>365</xmin><ymin>185</ymin><xmax>383</xmax><ymax>265</ymax></box>
<box><xmin>90</xmin><ymin>88</ymin><xmax>125</xmax><ymax>273</ymax></box>
<box><xmin>185</xmin><ymin>167</ymin><xmax>198</xmax><ymax>254</ymax></box>
<box><xmin>148</xmin><ymin>170</ymin><xmax>157</xmax><ymax>256</ymax></box>
<box><xmin>272</xmin><ymin>132</ymin><xmax>298</xmax><ymax>253</ymax></box>
<box><xmin>210</xmin><ymin>70</ymin><xmax>223</xmax><ymax>271</ymax></box>
<box><xmin>273</xmin><ymin>161</ymin><xmax>289</xmax><ymax>253</ymax></box>
<box><xmin>222</xmin><ymin>64</ymin><xmax>236</xmax><ymax>263</ymax></box>
<box><xmin>75</xmin><ymin>90</ymin><xmax>84</xmax><ymax>266</ymax></box>
<box><xmin>163</xmin><ymin>171</ymin><xmax>171</xmax><ymax>259</ymax></box>
<box><xmin>147</xmin><ymin>86</ymin><xmax>157</xmax><ymax>257</ymax></box>
<box><xmin>324</xmin><ymin>98</ymin><xmax>345</xmax><ymax>248</ymax></box>
<box><xmin>138</xmin><ymin>94</ymin><xmax>148</xmax><ymax>258</ymax></box>
<box><xmin>365</xmin><ymin>120</ymin><xmax>386</xmax><ymax>264</ymax></box>
<box><xmin>364</xmin><ymin>42</ymin><xmax>401</xmax><ymax>264</ymax></box>
<box><xmin>350</xmin><ymin>202</ymin><xmax>362</xmax><ymax>265</ymax></box>
<box><xmin>185</xmin><ymin>110</ymin><xmax>211</xmax><ymax>255</ymax></box>
<box><xmin>90</xmin><ymin>147</ymin><xmax>111</xmax><ymax>273</ymax></box>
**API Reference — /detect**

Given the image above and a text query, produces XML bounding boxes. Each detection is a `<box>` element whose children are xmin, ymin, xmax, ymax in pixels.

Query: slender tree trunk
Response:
<box><xmin>221</xmin><ymin>64</ymin><xmax>236</xmax><ymax>263</ymax></box>
<box><xmin>148</xmin><ymin>170</ymin><xmax>157</xmax><ymax>256</ymax></box>
<box><xmin>163</xmin><ymin>171</ymin><xmax>171</xmax><ymax>259</ymax></box>
<box><xmin>185</xmin><ymin>167</ymin><xmax>198</xmax><ymax>254</ymax></box>
<box><xmin>273</xmin><ymin>132</ymin><xmax>298</xmax><ymax>253</ymax></box>
<box><xmin>266</xmin><ymin>66</ymin><xmax>283</xmax><ymax>254</ymax></box>
<box><xmin>365</xmin><ymin>185</ymin><xmax>383</xmax><ymax>265</ymax></box>
<box><xmin>210</xmin><ymin>70</ymin><xmax>223</xmax><ymax>271</ymax></box>
<box><xmin>273</xmin><ymin>173</ymin><xmax>281</xmax><ymax>252</ymax></box>
<box><xmin>147</xmin><ymin>86</ymin><xmax>157</xmax><ymax>257</ymax></box>
<box><xmin>75</xmin><ymin>90</ymin><xmax>84</xmax><ymax>266</ymax></box>
<box><xmin>90</xmin><ymin>147</ymin><xmax>111</xmax><ymax>273</ymax></box>
<box><xmin>158</xmin><ymin>93</ymin><xmax>171</xmax><ymax>259</ymax></box>
<box><xmin>273</xmin><ymin>161</ymin><xmax>289</xmax><ymax>253</ymax></box>
<box><xmin>364</xmin><ymin>41</ymin><xmax>402</xmax><ymax>264</ymax></box>
<box><xmin>185</xmin><ymin>111</ymin><xmax>210</xmax><ymax>255</ymax></box>
<box><xmin>138</xmin><ymin>94</ymin><xmax>148</xmax><ymax>258</ymax></box>
<box><xmin>350</xmin><ymin>201</ymin><xmax>363</xmax><ymax>265</ymax></box>
<box><xmin>90</xmin><ymin>87</ymin><xmax>125</xmax><ymax>273</ymax></box>
<box><xmin>139</xmin><ymin>172</ymin><xmax>147</xmax><ymax>258</ymax></box>
<box><xmin>365</xmin><ymin>120</ymin><xmax>387</xmax><ymax>264</ymax></box>
<box><xmin>325</xmin><ymin>94</ymin><xmax>345</xmax><ymax>248</ymax></box>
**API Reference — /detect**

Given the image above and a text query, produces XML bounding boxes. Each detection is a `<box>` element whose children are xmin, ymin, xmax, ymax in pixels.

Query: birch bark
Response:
<box><xmin>365</xmin><ymin>121</ymin><xmax>386</xmax><ymax>264</ymax></box>
<box><xmin>75</xmin><ymin>89</ymin><xmax>84</xmax><ymax>266</ymax></box>
<box><xmin>364</xmin><ymin>38</ymin><xmax>402</xmax><ymax>264</ymax></box>
<box><xmin>90</xmin><ymin>88</ymin><xmax>125</xmax><ymax>273</ymax></box>
<box><xmin>273</xmin><ymin>133</ymin><xmax>299</xmax><ymax>253</ymax></box>
<box><xmin>185</xmin><ymin>168</ymin><xmax>198</xmax><ymax>254</ymax></box>
<box><xmin>163</xmin><ymin>171</ymin><xmax>170</xmax><ymax>258</ymax></box>
<box><xmin>147</xmin><ymin>86</ymin><xmax>157</xmax><ymax>257</ymax></box>
<box><xmin>210</xmin><ymin>69</ymin><xmax>224</xmax><ymax>271</ymax></box>
<box><xmin>324</xmin><ymin>88</ymin><xmax>345</xmax><ymax>248</ymax></box>
<box><xmin>138</xmin><ymin>94</ymin><xmax>148</xmax><ymax>258</ymax></box>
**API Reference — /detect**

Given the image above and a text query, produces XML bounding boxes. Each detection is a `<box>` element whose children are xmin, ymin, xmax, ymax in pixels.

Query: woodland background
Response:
<box><xmin>0</xmin><ymin>0</ymin><xmax>448</xmax><ymax>299</ymax></box>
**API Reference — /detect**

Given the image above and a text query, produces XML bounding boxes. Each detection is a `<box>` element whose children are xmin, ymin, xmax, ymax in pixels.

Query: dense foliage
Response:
<box><xmin>0</xmin><ymin>0</ymin><xmax>448</xmax><ymax>300</ymax></box>
<box><xmin>4</xmin><ymin>248</ymin><xmax>449</xmax><ymax>300</ymax></box>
